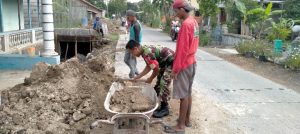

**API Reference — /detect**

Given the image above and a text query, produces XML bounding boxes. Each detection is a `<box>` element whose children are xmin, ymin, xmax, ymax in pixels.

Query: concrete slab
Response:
<box><xmin>221</xmin><ymin>48</ymin><xmax>239</xmax><ymax>54</ymax></box>
<box><xmin>0</xmin><ymin>54</ymin><xmax>60</xmax><ymax>70</ymax></box>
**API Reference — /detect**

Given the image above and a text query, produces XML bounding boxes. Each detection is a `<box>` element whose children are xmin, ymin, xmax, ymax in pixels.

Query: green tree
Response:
<box><xmin>87</xmin><ymin>0</ymin><xmax>107</xmax><ymax>9</ymax></box>
<box><xmin>152</xmin><ymin>0</ymin><xmax>173</xmax><ymax>16</ymax></box>
<box><xmin>127</xmin><ymin>2</ymin><xmax>138</xmax><ymax>11</ymax></box>
<box><xmin>231</xmin><ymin>0</ymin><xmax>257</xmax><ymax>35</ymax></box>
<box><xmin>197</xmin><ymin>0</ymin><xmax>220</xmax><ymax>17</ymax></box>
<box><xmin>138</xmin><ymin>0</ymin><xmax>152</xmax><ymax>22</ymax></box>
<box><xmin>152</xmin><ymin>0</ymin><xmax>173</xmax><ymax>32</ymax></box>
<box><xmin>225</xmin><ymin>0</ymin><xmax>259</xmax><ymax>34</ymax></box>
<box><xmin>108</xmin><ymin>0</ymin><xmax>127</xmax><ymax>17</ymax></box>
<box><xmin>283</xmin><ymin>0</ymin><xmax>300</xmax><ymax>20</ymax></box>
<box><xmin>138</xmin><ymin>0</ymin><xmax>160</xmax><ymax>27</ymax></box>
<box><xmin>266</xmin><ymin>18</ymin><xmax>293</xmax><ymax>41</ymax></box>
<box><xmin>247</xmin><ymin>3</ymin><xmax>273</xmax><ymax>38</ymax></box>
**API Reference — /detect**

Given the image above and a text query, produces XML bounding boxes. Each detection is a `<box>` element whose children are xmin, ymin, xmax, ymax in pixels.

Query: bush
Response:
<box><xmin>236</xmin><ymin>40</ymin><xmax>276</xmax><ymax>59</ymax></box>
<box><xmin>285</xmin><ymin>46</ymin><xmax>300</xmax><ymax>70</ymax></box>
<box><xmin>283</xmin><ymin>0</ymin><xmax>300</xmax><ymax>20</ymax></box>
<box><xmin>266</xmin><ymin>18</ymin><xmax>292</xmax><ymax>41</ymax></box>
<box><xmin>227</xmin><ymin>21</ymin><xmax>239</xmax><ymax>34</ymax></box>
<box><xmin>252</xmin><ymin>40</ymin><xmax>273</xmax><ymax>56</ymax></box>
<box><xmin>285</xmin><ymin>54</ymin><xmax>300</xmax><ymax>70</ymax></box>
<box><xmin>108</xmin><ymin>33</ymin><xmax>120</xmax><ymax>42</ymax></box>
<box><xmin>235</xmin><ymin>41</ymin><xmax>255</xmax><ymax>55</ymax></box>
<box><xmin>199</xmin><ymin>32</ymin><xmax>211</xmax><ymax>46</ymax></box>
<box><xmin>150</xmin><ymin>16</ymin><xmax>161</xmax><ymax>28</ymax></box>
<box><xmin>163</xmin><ymin>17</ymin><xmax>171</xmax><ymax>33</ymax></box>
<box><xmin>267</xmin><ymin>28</ymin><xmax>291</xmax><ymax>41</ymax></box>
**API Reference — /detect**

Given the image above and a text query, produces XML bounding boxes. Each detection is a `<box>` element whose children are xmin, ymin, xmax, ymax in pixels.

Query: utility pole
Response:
<box><xmin>105</xmin><ymin>0</ymin><xmax>109</xmax><ymax>17</ymax></box>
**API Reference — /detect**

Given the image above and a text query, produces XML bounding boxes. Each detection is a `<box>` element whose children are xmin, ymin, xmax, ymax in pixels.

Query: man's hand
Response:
<box><xmin>134</xmin><ymin>77</ymin><xmax>139</xmax><ymax>81</ymax></box>
<box><xmin>130</xmin><ymin>76</ymin><xmax>139</xmax><ymax>82</ymax></box>
<box><xmin>145</xmin><ymin>78</ymin><xmax>153</xmax><ymax>84</ymax></box>
<box><xmin>171</xmin><ymin>71</ymin><xmax>178</xmax><ymax>80</ymax></box>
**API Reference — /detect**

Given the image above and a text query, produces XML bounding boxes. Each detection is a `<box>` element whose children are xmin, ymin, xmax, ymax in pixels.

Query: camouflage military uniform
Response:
<box><xmin>141</xmin><ymin>45</ymin><xmax>174</xmax><ymax>103</ymax></box>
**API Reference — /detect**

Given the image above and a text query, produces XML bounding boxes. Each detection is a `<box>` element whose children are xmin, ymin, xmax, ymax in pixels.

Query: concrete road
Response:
<box><xmin>0</xmin><ymin>70</ymin><xmax>31</xmax><ymax>91</ymax></box>
<box><xmin>116</xmin><ymin>27</ymin><xmax>300</xmax><ymax>134</ymax></box>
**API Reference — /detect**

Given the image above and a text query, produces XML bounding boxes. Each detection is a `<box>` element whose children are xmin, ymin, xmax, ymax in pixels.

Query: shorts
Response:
<box><xmin>173</xmin><ymin>63</ymin><xmax>196</xmax><ymax>99</ymax></box>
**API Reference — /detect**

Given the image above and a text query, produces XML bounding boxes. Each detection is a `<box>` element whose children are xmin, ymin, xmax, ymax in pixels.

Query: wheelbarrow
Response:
<box><xmin>90</xmin><ymin>81</ymin><xmax>164</xmax><ymax>134</ymax></box>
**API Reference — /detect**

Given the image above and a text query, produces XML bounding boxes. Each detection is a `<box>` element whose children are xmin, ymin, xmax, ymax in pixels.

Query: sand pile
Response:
<box><xmin>110</xmin><ymin>87</ymin><xmax>155</xmax><ymax>113</ymax></box>
<box><xmin>0</xmin><ymin>44</ymin><xmax>116</xmax><ymax>134</ymax></box>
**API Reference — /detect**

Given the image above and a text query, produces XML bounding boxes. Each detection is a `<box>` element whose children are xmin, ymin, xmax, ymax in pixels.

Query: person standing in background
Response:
<box><xmin>124</xmin><ymin>10</ymin><xmax>142</xmax><ymax>78</ymax></box>
<box><xmin>93</xmin><ymin>17</ymin><xmax>104</xmax><ymax>37</ymax></box>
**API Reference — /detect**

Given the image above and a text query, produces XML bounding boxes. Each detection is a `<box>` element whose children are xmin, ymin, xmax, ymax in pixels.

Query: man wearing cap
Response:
<box><xmin>124</xmin><ymin>10</ymin><xmax>142</xmax><ymax>78</ymax></box>
<box><xmin>164</xmin><ymin>0</ymin><xmax>199</xmax><ymax>133</ymax></box>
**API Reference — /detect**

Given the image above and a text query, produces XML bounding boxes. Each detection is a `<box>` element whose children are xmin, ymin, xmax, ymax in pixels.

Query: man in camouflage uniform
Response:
<box><xmin>126</xmin><ymin>40</ymin><xmax>174</xmax><ymax>118</ymax></box>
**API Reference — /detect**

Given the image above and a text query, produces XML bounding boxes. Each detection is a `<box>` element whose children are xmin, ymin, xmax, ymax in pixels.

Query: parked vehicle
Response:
<box><xmin>170</xmin><ymin>25</ymin><xmax>180</xmax><ymax>41</ymax></box>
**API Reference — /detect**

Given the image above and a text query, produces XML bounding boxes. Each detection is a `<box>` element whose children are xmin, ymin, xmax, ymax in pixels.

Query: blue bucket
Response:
<box><xmin>274</xmin><ymin>39</ymin><xmax>283</xmax><ymax>54</ymax></box>
<box><xmin>81</xmin><ymin>17</ymin><xmax>88</xmax><ymax>27</ymax></box>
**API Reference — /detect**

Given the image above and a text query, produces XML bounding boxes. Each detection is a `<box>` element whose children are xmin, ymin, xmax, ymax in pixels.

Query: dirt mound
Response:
<box><xmin>0</xmin><ymin>44</ymin><xmax>116</xmax><ymax>134</ymax></box>
<box><xmin>110</xmin><ymin>87</ymin><xmax>155</xmax><ymax>113</ymax></box>
<box><xmin>102</xmin><ymin>19</ymin><xmax>126</xmax><ymax>34</ymax></box>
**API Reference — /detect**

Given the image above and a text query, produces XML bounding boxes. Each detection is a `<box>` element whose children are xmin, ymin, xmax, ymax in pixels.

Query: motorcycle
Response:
<box><xmin>170</xmin><ymin>25</ymin><xmax>180</xmax><ymax>41</ymax></box>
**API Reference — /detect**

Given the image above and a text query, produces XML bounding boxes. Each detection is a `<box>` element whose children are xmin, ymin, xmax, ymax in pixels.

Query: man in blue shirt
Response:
<box><xmin>93</xmin><ymin>17</ymin><xmax>104</xmax><ymax>37</ymax></box>
<box><xmin>124</xmin><ymin>10</ymin><xmax>142</xmax><ymax>78</ymax></box>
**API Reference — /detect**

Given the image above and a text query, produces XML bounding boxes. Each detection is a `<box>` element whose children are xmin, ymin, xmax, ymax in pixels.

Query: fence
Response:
<box><xmin>0</xmin><ymin>28</ymin><xmax>43</xmax><ymax>52</ymax></box>
<box><xmin>35</xmin><ymin>28</ymin><xmax>43</xmax><ymax>41</ymax></box>
<box><xmin>222</xmin><ymin>33</ymin><xmax>254</xmax><ymax>46</ymax></box>
<box><xmin>8</xmin><ymin>30</ymin><xmax>32</xmax><ymax>47</ymax></box>
<box><xmin>0</xmin><ymin>35</ymin><xmax>3</xmax><ymax>52</ymax></box>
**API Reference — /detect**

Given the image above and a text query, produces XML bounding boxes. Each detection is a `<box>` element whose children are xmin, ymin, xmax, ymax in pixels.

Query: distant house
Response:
<box><xmin>216</xmin><ymin>0</ymin><xmax>286</xmax><ymax>34</ymax></box>
<box><xmin>0</xmin><ymin>0</ymin><xmax>43</xmax><ymax>53</ymax></box>
<box><xmin>80</xmin><ymin>0</ymin><xmax>104</xmax><ymax>19</ymax></box>
<box><xmin>23</xmin><ymin>0</ymin><xmax>104</xmax><ymax>29</ymax></box>
<box><xmin>0</xmin><ymin>0</ymin><xmax>103</xmax><ymax>53</ymax></box>
<box><xmin>0</xmin><ymin>0</ymin><xmax>25</xmax><ymax>32</ymax></box>
<box><xmin>53</xmin><ymin>0</ymin><xmax>104</xmax><ymax>28</ymax></box>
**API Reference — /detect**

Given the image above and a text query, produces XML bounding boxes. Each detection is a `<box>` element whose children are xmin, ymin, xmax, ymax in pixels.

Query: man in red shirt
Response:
<box><xmin>164</xmin><ymin>0</ymin><xmax>199</xmax><ymax>133</ymax></box>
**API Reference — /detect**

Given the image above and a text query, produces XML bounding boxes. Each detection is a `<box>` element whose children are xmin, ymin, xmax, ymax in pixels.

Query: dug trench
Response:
<box><xmin>0</xmin><ymin>38</ymin><xmax>117</xmax><ymax>134</ymax></box>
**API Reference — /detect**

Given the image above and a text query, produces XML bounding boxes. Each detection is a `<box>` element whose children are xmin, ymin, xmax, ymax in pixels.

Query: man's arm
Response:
<box><xmin>172</xmin><ymin>24</ymin><xmax>191</xmax><ymax>74</ymax></box>
<box><xmin>134</xmin><ymin>65</ymin><xmax>151</xmax><ymax>80</ymax></box>
<box><xmin>146</xmin><ymin>68</ymin><xmax>159</xmax><ymax>83</ymax></box>
<box><xmin>134</xmin><ymin>22</ymin><xmax>141</xmax><ymax>42</ymax></box>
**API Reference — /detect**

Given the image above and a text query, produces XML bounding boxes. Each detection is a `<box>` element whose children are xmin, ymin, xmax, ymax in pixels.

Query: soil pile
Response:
<box><xmin>102</xmin><ymin>19</ymin><xmax>126</xmax><ymax>34</ymax></box>
<box><xmin>110</xmin><ymin>87</ymin><xmax>155</xmax><ymax>113</ymax></box>
<box><xmin>0</xmin><ymin>44</ymin><xmax>116</xmax><ymax>134</ymax></box>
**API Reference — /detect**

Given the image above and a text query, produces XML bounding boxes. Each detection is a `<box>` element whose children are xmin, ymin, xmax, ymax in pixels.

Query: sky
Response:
<box><xmin>127</xmin><ymin>0</ymin><xmax>142</xmax><ymax>3</ymax></box>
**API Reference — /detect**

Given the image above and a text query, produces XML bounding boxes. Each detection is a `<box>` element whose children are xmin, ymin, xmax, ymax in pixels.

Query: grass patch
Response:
<box><xmin>199</xmin><ymin>33</ymin><xmax>212</xmax><ymax>47</ymax></box>
<box><xmin>0</xmin><ymin>128</ymin><xmax>8</xmax><ymax>134</ymax></box>
<box><xmin>108</xmin><ymin>33</ymin><xmax>120</xmax><ymax>42</ymax></box>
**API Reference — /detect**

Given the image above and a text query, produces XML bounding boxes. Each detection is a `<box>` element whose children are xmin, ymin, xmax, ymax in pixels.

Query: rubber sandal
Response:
<box><xmin>176</xmin><ymin>118</ymin><xmax>192</xmax><ymax>127</ymax></box>
<box><xmin>164</xmin><ymin>125</ymin><xmax>185</xmax><ymax>134</ymax></box>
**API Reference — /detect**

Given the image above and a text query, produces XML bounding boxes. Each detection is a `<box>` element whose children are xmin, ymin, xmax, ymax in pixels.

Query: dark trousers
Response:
<box><xmin>154</xmin><ymin>66</ymin><xmax>172</xmax><ymax>103</ymax></box>
<box><xmin>95</xmin><ymin>29</ymin><xmax>104</xmax><ymax>37</ymax></box>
